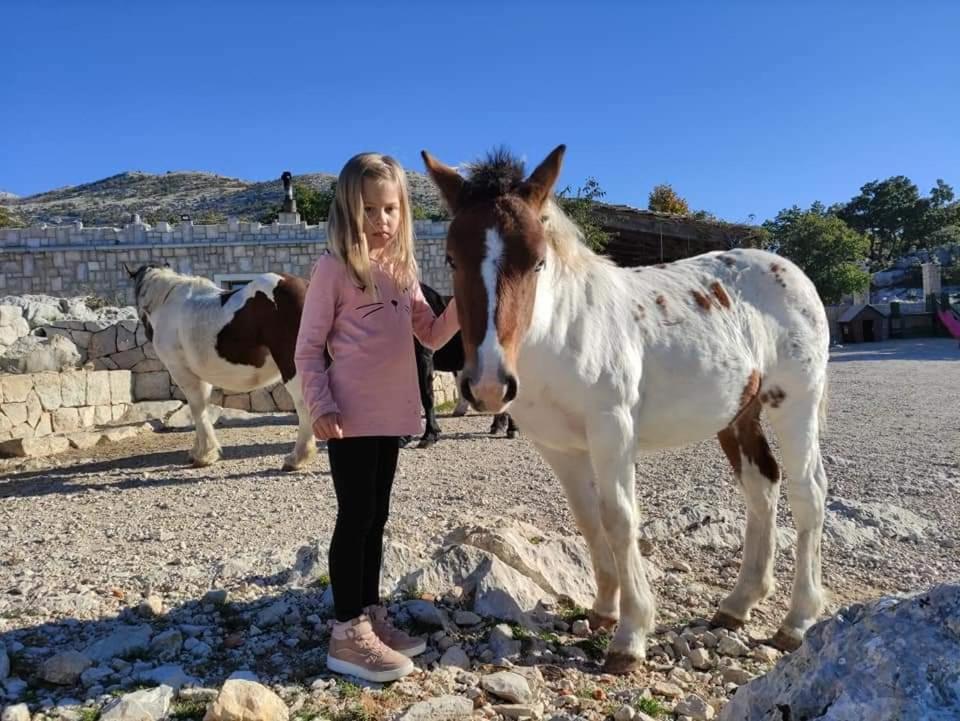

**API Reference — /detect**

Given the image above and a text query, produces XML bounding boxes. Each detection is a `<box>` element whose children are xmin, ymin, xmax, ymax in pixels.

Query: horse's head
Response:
<box><xmin>125</xmin><ymin>262</ymin><xmax>170</xmax><ymax>340</ymax></box>
<box><xmin>422</xmin><ymin>145</ymin><xmax>565</xmax><ymax>413</ymax></box>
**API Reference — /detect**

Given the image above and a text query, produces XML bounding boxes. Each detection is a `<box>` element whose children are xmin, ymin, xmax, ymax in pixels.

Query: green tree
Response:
<box><xmin>556</xmin><ymin>177</ymin><xmax>612</xmax><ymax>252</ymax></box>
<box><xmin>763</xmin><ymin>203</ymin><xmax>870</xmax><ymax>304</ymax></box>
<box><xmin>835</xmin><ymin>176</ymin><xmax>960</xmax><ymax>267</ymax></box>
<box><xmin>648</xmin><ymin>184</ymin><xmax>690</xmax><ymax>215</ymax></box>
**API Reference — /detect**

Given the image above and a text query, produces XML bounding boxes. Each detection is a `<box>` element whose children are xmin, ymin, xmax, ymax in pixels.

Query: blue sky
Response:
<box><xmin>3</xmin><ymin>1</ymin><xmax>959</xmax><ymax>222</ymax></box>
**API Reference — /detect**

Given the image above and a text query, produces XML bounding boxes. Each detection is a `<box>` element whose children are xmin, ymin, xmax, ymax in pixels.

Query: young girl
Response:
<box><xmin>294</xmin><ymin>153</ymin><xmax>460</xmax><ymax>682</ymax></box>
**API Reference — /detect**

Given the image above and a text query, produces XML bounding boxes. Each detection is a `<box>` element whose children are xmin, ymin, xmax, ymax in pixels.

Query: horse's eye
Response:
<box><xmin>535</xmin><ymin>258</ymin><xmax>546</xmax><ymax>272</ymax></box>
<box><xmin>445</xmin><ymin>254</ymin><xmax>457</xmax><ymax>270</ymax></box>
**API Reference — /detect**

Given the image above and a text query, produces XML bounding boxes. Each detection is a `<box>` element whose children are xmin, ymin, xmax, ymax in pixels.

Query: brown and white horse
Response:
<box><xmin>128</xmin><ymin>265</ymin><xmax>317</xmax><ymax>471</ymax></box>
<box><xmin>422</xmin><ymin>146</ymin><xmax>830</xmax><ymax>673</ymax></box>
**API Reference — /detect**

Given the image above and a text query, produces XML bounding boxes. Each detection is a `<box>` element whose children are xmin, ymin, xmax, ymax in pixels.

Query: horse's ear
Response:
<box><xmin>123</xmin><ymin>263</ymin><xmax>137</xmax><ymax>278</ymax></box>
<box><xmin>520</xmin><ymin>144</ymin><xmax>566</xmax><ymax>210</ymax></box>
<box><xmin>422</xmin><ymin>150</ymin><xmax>464</xmax><ymax>214</ymax></box>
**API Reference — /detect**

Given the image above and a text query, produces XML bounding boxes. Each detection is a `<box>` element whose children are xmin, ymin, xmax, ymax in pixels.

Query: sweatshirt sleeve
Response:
<box><xmin>295</xmin><ymin>257</ymin><xmax>341</xmax><ymax>420</ymax></box>
<box><xmin>410</xmin><ymin>284</ymin><xmax>461</xmax><ymax>350</ymax></box>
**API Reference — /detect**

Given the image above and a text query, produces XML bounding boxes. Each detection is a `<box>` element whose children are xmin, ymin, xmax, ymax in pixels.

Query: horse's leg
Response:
<box><xmin>588</xmin><ymin>409</ymin><xmax>654</xmax><ymax>674</ymax></box>
<box><xmin>713</xmin><ymin>404</ymin><xmax>781</xmax><ymax>632</ymax></box>
<box><xmin>766</xmin><ymin>386</ymin><xmax>828</xmax><ymax>651</ymax></box>
<box><xmin>451</xmin><ymin>372</ymin><xmax>470</xmax><ymax>416</ymax></box>
<box><xmin>489</xmin><ymin>412</ymin><xmax>508</xmax><ymax>435</ymax></box>
<box><xmin>416</xmin><ymin>345</ymin><xmax>441</xmax><ymax>448</ymax></box>
<box><xmin>534</xmin><ymin>443</ymin><xmax>619</xmax><ymax>631</ymax></box>
<box><xmin>168</xmin><ymin>365</ymin><xmax>221</xmax><ymax>467</ymax></box>
<box><xmin>505</xmin><ymin>413</ymin><xmax>519</xmax><ymax>439</ymax></box>
<box><xmin>281</xmin><ymin>374</ymin><xmax>318</xmax><ymax>471</ymax></box>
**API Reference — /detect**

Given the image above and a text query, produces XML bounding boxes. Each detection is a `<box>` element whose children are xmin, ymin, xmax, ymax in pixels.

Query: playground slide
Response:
<box><xmin>937</xmin><ymin>306</ymin><xmax>960</xmax><ymax>340</ymax></box>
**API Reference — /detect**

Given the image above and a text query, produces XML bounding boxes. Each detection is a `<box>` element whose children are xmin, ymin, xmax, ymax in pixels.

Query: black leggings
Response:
<box><xmin>327</xmin><ymin>436</ymin><xmax>400</xmax><ymax>622</ymax></box>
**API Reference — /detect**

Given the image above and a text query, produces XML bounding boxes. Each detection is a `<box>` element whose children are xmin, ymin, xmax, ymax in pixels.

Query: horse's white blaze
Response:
<box><xmin>475</xmin><ymin>227</ymin><xmax>506</xmax><ymax>388</ymax></box>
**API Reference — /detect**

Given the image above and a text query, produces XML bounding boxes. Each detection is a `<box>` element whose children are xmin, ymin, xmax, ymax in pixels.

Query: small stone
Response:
<box><xmin>439</xmin><ymin>646</ymin><xmax>470</xmax><ymax>670</ymax></box>
<box><xmin>488</xmin><ymin>624</ymin><xmax>522</xmax><ymax>660</ymax></box>
<box><xmin>720</xmin><ymin>666</ymin><xmax>753</xmax><ymax>685</ymax></box>
<box><xmin>651</xmin><ymin>681</ymin><xmax>684</xmax><ymax>699</ymax></box>
<box><xmin>203</xmin><ymin>679</ymin><xmax>289</xmax><ymax>721</ymax></box>
<box><xmin>403</xmin><ymin>600</ymin><xmax>448</xmax><ymax>628</ymax></box>
<box><xmin>491</xmin><ymin>704</ymin><xmax>544</xmax><ymax>720</ymax></box>
<box><xmin>571</xmin><ymin>619</ymin><xmax>591</xmax><ymax>637</ymax></box>
<box><xmin>40</xmin><ymin>650</ymin><xmax>92</xmax><ymax>685</ymax></box>
<box><xmin>689</xmin><ymin>647</ymin><xmax>713</xmax><ymax>670</ymax></box>
<box><xmin>717</xmin><ymin>636</ymin><xmax>749</xmax><ymax>657</ymax></box>
<box><xmin>1</xmin><ymin>704</ymin><xmax>30</xmax><ymax>721</ymax></box>
<box><xmin>396</xmin><ymin>695</ymin><xmax>473</xmax><ymax>721</ymax></box>
<box><xmin>614</xmin><ymin>705</ymin><xmax>636</xmax><ymax>721</ymax></box>
<box><xmin>670</xmin><ymin>561</ymin><xmax>693</xmax><ymax>573</ymax></box>
<box><xmin>0</xmin><ymin>642</ymin><xmax>8</xmax><ymax>680</ymax></box>
<box><xmin>149</xmin><ymin>629</ymin><xmax>183</xmax><ymax>661</ymax></box>
<box><xmin>256</xmin><ymin>600</ymin><xmax>289</xmax><ymax>628</ymax></box>
<box><xmin>138</xmin><ymin>595</ymin><xmax>164</xmax><ymax>618</ymax></box>
<box><xmin>673</xmin><ymin>693</ymin><xmax>714</xmax><ymax>720</ymax></box>
<box><xmin>752</xmin><ymin>645</ymin><xmax>781</xmax><ymax>663</ymax></box>
<box><xmin>453</xmin><ymin>610</ymin><xmax>482</xmax><ymax>627</ymax></box>
<box><xmin>80</xmin><ymin>665</ymin><xmax>113</xmax><ymax>688</ymax></box>
<box><xmin>481</xmin><ymin>671</ymin><xmax>533</xmax><ymax>704</ymax></box>
<box><xmin>203</xmin><ymin>589</ymin><xmax>229</xmax><ymax>606</ymax></box>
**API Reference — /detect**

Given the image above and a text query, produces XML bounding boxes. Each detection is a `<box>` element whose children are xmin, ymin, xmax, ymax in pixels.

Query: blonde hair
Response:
<box><xmin>327</xmin><ymin>153</ymin><xmax>418</xmax><ymax>298</ymax></box>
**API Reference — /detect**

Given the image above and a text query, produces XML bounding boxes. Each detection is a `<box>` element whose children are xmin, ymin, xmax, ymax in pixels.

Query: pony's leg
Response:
<box><xmin>505</xmin><ymin>413</ymin><xmax>519</xmax><ymax>439</ymax></box>
<box><xmin>416</xmin><ymin>350</ymin><xmax>441</xmax><ymax>448</ymax></box>
<box><xmin>587</xmin><ymin>409</ymin><xmax>654</xmax><ymax>673</ymax></box>
<box><xmin>451</xmin><ymin>372</ymin><xmax>470</xmax><ymax>416</ymax></box>
<box><xmin>281</xmin><ymin>375</ymin><xmax>318</xmax><ymax>471</ymax></box>
<box><xmin>489</xmin><ymin>412</ymin><xmax>508</xmax><ymax>435</ymax></box>
<box><xmin>534</xmin><ymin>443</ymin><xmax>619</xmax><ymax>630</ymax></box>
<box><xmin>766</xmin><ymin>386</ymin><xmax>828</xmax><ymax>651</ymax></box>
<box><xmin>713</xmin><ymin>407</ymin><xmax>781</xmax><ymax>631</ymax></box>
<box><xmin>168</xmin><ymin>365</ymin><xmax>221</xmax><ymax>467</ymax></box>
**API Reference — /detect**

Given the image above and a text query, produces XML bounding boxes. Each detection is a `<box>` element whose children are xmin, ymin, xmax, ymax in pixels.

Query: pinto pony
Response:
<box><xmin>421</xmin><ymin>146</ymin><xmax>830</xmax><ymax>673</ymax></box>
<box><xmin>127</xmin><ymin>265</ymin><xmax>317</xmax><ymax>471</ymax></box>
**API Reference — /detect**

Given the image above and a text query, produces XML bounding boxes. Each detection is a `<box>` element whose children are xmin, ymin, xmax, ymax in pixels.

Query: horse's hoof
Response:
<box><xmin>506</xmin><ymin>430</ymin><xmax>517</xmax><ymax>439</ymax></box>
<box><xmin>451</xmin><ymin>408</ymin><xmax>468</xmax><ymax>417</ymax></box>
<box><xmin>602</xmin><ymin>651</ymin><xmax>643</xmax><ymax>675</ymax></box>
<box><xmin>587</xmin><ymin>611</ymin><xmax>619</xmax><ymax>632</ymax></box>
<box><xmin>417</xmin><ymin>436</ymin><xmax>438</xmax><ymax>449</ymax></box>
<box><xmin>398</xmin><ymin>436</ymin><xmax>414</xmax><ymax>448</ymax></box>
<box><xmin>767</xmin><ymin>629</ymin><xmax>803</xmax><ymax>652</ymax></box>
<box><xmin>191</xmin><ymin>455</ymin><xmax>219</xmax><ymax>468</ymax></box>
<box><xmin>710</xmin><ymin>610</ymin><xmax>746</xmax><ymax>631</ymax></box>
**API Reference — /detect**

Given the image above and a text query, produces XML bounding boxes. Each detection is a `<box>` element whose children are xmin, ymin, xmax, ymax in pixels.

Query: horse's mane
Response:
<box><xmin>136</xmin><ymin>266</ymin><xmax>220</xmax><ymax>313</ymax></box>
<box><xmin>461</xmin><ymin>148</ymin><xmax>605</xmax><ymax>273</ymax></box>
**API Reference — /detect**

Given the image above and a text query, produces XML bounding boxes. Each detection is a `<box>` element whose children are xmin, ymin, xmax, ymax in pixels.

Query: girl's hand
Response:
<box><xmin>313</xmin><ymin>413</ymin><xmax>344</xmax><ymax>440</ymax></box>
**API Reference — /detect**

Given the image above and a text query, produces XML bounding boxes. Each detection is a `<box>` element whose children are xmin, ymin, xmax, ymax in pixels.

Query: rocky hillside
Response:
<box><xmin>0</xmin><ymin>170</ymin><xmax>444</xmax><ymax>227</ymax></box>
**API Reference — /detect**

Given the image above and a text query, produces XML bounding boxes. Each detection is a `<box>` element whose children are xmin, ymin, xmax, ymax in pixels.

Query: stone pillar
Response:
<box><xmin>922</xmin><ymin>262</ymin><xmax>941</xmax><ymax>298</ymax></box>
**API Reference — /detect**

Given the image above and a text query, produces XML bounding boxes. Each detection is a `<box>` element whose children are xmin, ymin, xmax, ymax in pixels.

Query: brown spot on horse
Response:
<box><xmin>655</xmin><ymin>294</ymin><xmax>667</xmax><ymax>310</ymax></box>
<box><xmin>717</xmin><ymin>369</ymin><xmax>780</xmax><ymax>483</ymax></box>
<box><xmin>691</xmin><ymin>290</ymin><xmax>712</xmax><ymax>311</ymax></box>
<box><xmin>710</xmin><ymin>281</ymin><xmax>732</xmax><ymax>309</ymax></box>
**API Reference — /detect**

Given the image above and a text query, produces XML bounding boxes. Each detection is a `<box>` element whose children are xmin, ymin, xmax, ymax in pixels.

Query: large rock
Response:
<box><xmin>203</xmin><ymin>679</ymin><xmax>289</xmax><ymax>721</ymax></box>
<box><xmin>718</xmin><ymin>584</ymin><xmax>960</xmax><ymax>721</ymax></box>
<box><xmin>0</xmin><ymin>294</ymin><xmax>137</xmax><ymax>328</ymax></box>
<box><xmin>39</xmin><ymin>650</ymin><xmax>92</xmax><ymax>685</ymax></box>
<box><xmin>100</xmin><ymin>685</ymin><xmax>174</xmax><ymax>721</ymax></box>
<box><xmin>641</xmin><ymin>504</ymin><xmax>796</xmax><ymax>552</ymax></box>
<box><xmin>0</xmin><ymin>434</ymin><xmax>71</xmax><ymax>458</ymax></box>
<box><xmin>445</xmin><ymin>520</ymin><xmax>596</xmax><ymax>608</ymax></box>
<box><xmin>134</xmin><ymin>371</ymin><xmax>172</xmax><ymax>401</ymax></box>
<box><xmin>0</xmin><ymin>642</ymin><xmax>9</xmax><ymax>680</ymax></box>
<box><xmin>84</xmin><ymin>624</ymin><xmax>153</xmax><ymax>661</ymax></box>
<box><xmin>0</xmin><ymin>335</ymin><xmax>82</xmax><ymax>373</ymax></box>
<box><xmin>826</xmin><ymin>497</ymin><xmax>934</xmax><ymax>543</ymax></box>
<box><xmin>481</xmin><ymin>672</ymin><xmax>533</xmax><ymax>704</ymax></box>
<box><xmin>1</xmin><ymin>704</ymin><xmax>30</xmax><ymax>721</ymax></box>
<box><xmin>122</xmin><ymin>400</ymin><xmax>186</xmax><ymax>425</ymax></box>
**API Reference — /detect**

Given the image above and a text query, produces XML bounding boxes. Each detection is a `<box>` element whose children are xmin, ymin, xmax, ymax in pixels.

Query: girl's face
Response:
<box><xmin>362</xmin><ymin>178</ymin><xmax>401</xmax><ymax>252</ymax></box>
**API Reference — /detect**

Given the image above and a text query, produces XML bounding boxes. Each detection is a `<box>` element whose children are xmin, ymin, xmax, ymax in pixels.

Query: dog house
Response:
<box><xmin>839</xmin><ymin>303</ymin><xmax>890</xmax><ymax>343</ymax></box>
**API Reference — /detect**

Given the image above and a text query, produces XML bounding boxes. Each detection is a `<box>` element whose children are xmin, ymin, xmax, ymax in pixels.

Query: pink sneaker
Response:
<box><xmin>326</xmin><ymin>615</ymin><xmax>414</xmax><ymax>682</ymax></box>
<box><xmin>365</xmin><ymin>604</ymin><xmax>427</xmax><ymax>657</ymax></box>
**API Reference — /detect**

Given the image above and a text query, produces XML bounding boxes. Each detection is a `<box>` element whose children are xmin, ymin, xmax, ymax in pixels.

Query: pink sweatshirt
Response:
<box><xmin>294</xmin><ymin>253</ymin><xmax>460</xmax><ymax>438</ymax></box>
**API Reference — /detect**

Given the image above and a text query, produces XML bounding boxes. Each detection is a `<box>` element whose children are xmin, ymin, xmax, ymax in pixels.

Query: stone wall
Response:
<box><xmin>0</xmin><ymin>217</ymin><xmax>453</xmax><ymax>301</ymax></box>
<box><xmin>39</xmin><ymin>316</ymin><xmax>460</xmax><ymax>413</ymax></box>
<box><xmin>0</xmin><ymin>369</ymin><xmax>133</xmax><ymax>444</ymax></box>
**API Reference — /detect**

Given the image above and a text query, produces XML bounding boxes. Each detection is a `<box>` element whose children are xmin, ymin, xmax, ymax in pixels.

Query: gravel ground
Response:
<box><xmin>2</xmin><ymin>338</ymin><xmax>958</xmax><ymax>624</ymax></box>
<box><xmin>0</xmin><ymin>337</ymin><xmax>958</xmax><ymax>719</ymax></box>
